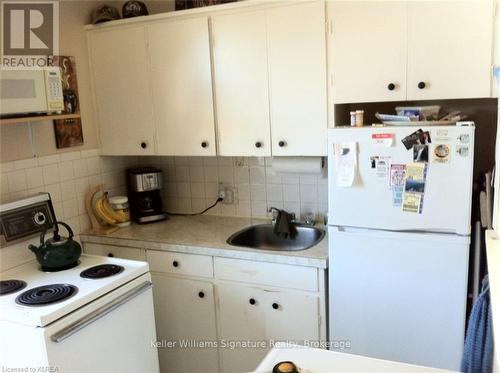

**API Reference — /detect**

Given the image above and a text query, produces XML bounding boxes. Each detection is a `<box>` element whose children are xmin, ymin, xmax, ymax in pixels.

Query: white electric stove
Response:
<box><xmin>0</xmin><ymin>194</ymin><xmax>160</xmax><ymax>373</ymax></box>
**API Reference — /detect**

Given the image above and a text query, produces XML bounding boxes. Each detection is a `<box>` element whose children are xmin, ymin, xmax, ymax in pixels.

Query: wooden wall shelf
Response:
<box><xmin>0</xmin><ymin>113</ymin><xmax>81</xmax><ymax>125</ymax></box>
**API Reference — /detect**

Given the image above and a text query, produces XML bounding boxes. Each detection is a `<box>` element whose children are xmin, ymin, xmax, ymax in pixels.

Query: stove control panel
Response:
<box><xmin>0</xmin><ymin>193</ymin><xmax>55</xmax><ymax>243</ymax></box>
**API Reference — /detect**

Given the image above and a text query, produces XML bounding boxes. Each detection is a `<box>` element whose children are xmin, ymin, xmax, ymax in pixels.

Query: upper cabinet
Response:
<box><xmin>88</xmin><ymin>26</ymin><xmax>155</xmax><ymax>155</ymax></box>
<box><xmin>329</xmin><ymin>1</ymin><xmax>407</xmax><ymax>104</ymax></box>
<box><xmin>211</xmin><ymin>10</ymin><xmax>272</xmax><ymax>156</ymax></box>
<box><xmin>148</xmin><ymin>17</ymin><xmax>217</xmax><ymax>156</ymax></box>
<box><xmin>212</xmin><ymin>1</ymin><xmax>328</xmax><ymax>156</ymax></box>
<box><xmin>267</xmin><ymin>1</ymin><xmax>327</xmax><ymax>156</ymax></box>
<box><xmin>406</xmin><ymin>1</ymin><xmax>493</xmax><ymax>100</ymax></box>
<box><xmin>329</xmin><ymin>0</ymin><xmax>494</xmax><ymax>104</ymax></box>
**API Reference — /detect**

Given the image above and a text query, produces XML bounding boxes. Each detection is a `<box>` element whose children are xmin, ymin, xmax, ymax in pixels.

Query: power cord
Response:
<box><xmin>166</xmin><ymin>197</ymin><xmax>223</xmax><ymax>217</ymax></box>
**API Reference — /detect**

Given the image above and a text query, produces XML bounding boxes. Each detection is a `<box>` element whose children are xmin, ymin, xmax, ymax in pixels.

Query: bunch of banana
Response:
<box><xmin>93</xmin><ymin>193</ymin><xmax>129</xmax><ymax>226</ymax></box>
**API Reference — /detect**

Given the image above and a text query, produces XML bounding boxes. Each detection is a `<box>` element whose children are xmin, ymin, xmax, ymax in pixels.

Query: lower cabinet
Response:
<box><xmin>217</xmin><ymin>283</ymin><xmax>320</xmax><ymax>373</ymax></box>
<box><xmin>80</xmin><ymin>242</ymin><xmax>326</xmax><ymax>373</ymax></box>
<box><xmin>151</xmin><ymin>274</ymin><xmax>219</xmax><ymax>373</ymax></box>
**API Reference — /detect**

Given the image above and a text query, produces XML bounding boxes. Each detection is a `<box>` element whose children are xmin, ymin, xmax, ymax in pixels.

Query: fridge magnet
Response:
<box><xmin>334</xmin><ymin>142</ymin><xmax>357</xmax><ymax>187</ymax></box>
<box><xmin>389</xmin><ymin>164</ymin><xmax>406</xmax><ymax>188</ymax></box>
<box><xmin>401</xmin><ymin>129</ymin><xmax>423</xmax><ymax>150</ymax></box>
<box><xmin>433</xmin><ymin>144</ymin><xmax>451</xmax><ymax>163</ymax></box>
<box><xmin>371</xmin><ymin>133</ymin><xmax>395</xmax><ymax>147</ymax></box>
<box><xmin>402</xmin><ymin>163</ymin><xmax>427</xmax><ymax>214</ymax></box>
<box><xmin>375</xmin><ymin>156</ymin><xmax>391</xmax><ymax>178</ymax></box>
<box><xmin>413</xmin><ymin>144</ymin><xmax>429</xmax><ymax>163</ymax></box>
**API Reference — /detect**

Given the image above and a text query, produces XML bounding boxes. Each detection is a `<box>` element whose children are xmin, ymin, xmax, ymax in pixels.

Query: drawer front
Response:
<box><xmin>146</xmin><ymin>250</ymin><xmax>213</xmax><ymax>278</ymax></box>
<box><xmin>214</xmin><ymin>257</ymin><xmax>318</xmax><ymax>292</ymax></box>
<box><xmin>84</xmin><ymin>243</ymin><xmax>146</xmax><ymax>261</ymax></box>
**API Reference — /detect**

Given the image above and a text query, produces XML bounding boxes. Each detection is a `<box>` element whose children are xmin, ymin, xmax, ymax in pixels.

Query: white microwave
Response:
<box><xmin>0</xmin><ymin>67</ymin><xmax>64</xmax><ymax>117</ymax></box>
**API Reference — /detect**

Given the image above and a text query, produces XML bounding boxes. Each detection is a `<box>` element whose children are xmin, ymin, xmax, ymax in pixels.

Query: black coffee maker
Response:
<box><xmin>127</xmin><ymin>167</ymin><xmax>168</xmax><ymax>224</ymax></box>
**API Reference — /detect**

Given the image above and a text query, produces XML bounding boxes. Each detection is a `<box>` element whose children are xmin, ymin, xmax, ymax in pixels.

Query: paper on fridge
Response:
<box><xmin>389</xmin><ymin>164</ymin><xmax>406</xmax><ymax>207</ymax></box>
<box><xmin>334</xmin><ymin>142</ymin><xmax>357</xmax><ymax>187</ymax></box>
<box><xmin>402</xmin><ymin>163</ymin><xmax>428</xmax><ymax>214</ymax></box>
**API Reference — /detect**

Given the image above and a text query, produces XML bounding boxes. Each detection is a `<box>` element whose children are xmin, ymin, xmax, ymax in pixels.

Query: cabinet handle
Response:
<box><xmin>201</xmin><ymin>141</ymin><xmax>208</xmax><ymax>148</ymax></box>
<box><xmin>255</xmin><ymin>141</ymin><xmax>262</xmax><ymax>148</ymax></box>
<box><xmin>107</xmin><ymin>253</ymin><xmax>114</xmax><ymax>257</ymax></box>
<box><xmin>198</xmin><ymin>291</ymin><xmax>205</xmax><ymax>298</ymax></box>
<box><xmin>172</xmin><ymin>260</ymin><xmax>179</xmax><ymax>268</ymax></box>
<box><xmin>387</xmin><ymin>83</ymin><xmax>395</xmax><ymax>91</ymax></box>
<box><xmin>249</xmin><ymin>298</ymin><xmax>256</xmax><ymax>305</ymax></box>
<box><xmin>278</xmin><ymin>141</ymin><xmax>286</xmax><ymax>148</ymax></box>
<box><xmin>418</xmin><ymin>81</ymin><xmax>426</xmax><ymax>90</ymax></box>
<box><xmin>272</xmin><ymin>302</ymin><xmax>279</xmax><ymax>310</ymax></box>
<box><xmin>140</xmin><ymin>142</ymin><xmax>147</xmax><ymax>149</ymax></box>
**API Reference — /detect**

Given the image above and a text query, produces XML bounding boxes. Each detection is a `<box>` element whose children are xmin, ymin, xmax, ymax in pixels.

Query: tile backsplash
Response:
<box><xmin>0</xmin><ymin>153</ymin><xmax>328</xmax><ymax>235</ymax></box>
<box><xmin>142</xmin><ymin>156</ymin><xmax>328</xmax><ymax>221</ymax></box>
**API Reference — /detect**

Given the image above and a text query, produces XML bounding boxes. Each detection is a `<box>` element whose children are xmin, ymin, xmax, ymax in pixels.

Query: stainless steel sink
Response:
<box><xmin>226</xmin><ymin>224</ymin><xmax>325</xmax><ymax>252</ymax></box>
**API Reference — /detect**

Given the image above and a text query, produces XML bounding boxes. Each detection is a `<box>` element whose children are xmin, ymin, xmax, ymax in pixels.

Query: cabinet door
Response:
<box><xmin>88</xmin><ymin>27</ymin><xmax>155</xmax><ymax>155</ymax></box>
<box><xmin>148</xmin><ymin>17</ymin><xmax>216</xmax><ymax>156</ymax></box>
<box><xmin>329</xmin><ymin>1</ymin><xmax>407</xmax><ymax>104</ymax></box>
<box><xmin>264</xmin><ymin>290</ymin><xmax>320</xmax><ymax>343</ymax></box>
<box><xmin>407</xmin><ymin>1</ymin><xmax>493</xmax><ymax>100</ymax></box>
<box><xmin>267</xmin><ymin>1</ymin><xmax>327</xmax><ymax>155</ymax></box>
<box><xmin>151</xmin><ymin>274</ymin><xmax>219</xmax><ymax>373</ymax></box>
<box><xmin>212</xmin><ymin>10</ymin><xmax>271</xmax><ymax>156</ymax></box>
<box><xmin>217</xmin><ymin>283</ymin><xmax>267</xmax><ymax>373</ymax></box>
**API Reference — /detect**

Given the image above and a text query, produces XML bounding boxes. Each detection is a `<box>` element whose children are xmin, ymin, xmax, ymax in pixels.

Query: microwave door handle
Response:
<box><xmin>50</xmin><ymin>281</ymin><xmax>152</xmax><ymax>343</ymax></box>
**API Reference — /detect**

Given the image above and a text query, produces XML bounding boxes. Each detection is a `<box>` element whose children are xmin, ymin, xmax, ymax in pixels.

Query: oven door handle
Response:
<box><xmin>51</xmin><ymin>281</ymin><xmax>153</xmax><ymax>343</ymax></box>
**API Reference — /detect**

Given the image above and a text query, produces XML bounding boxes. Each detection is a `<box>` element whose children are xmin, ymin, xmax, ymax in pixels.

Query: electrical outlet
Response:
<box><xmin>218</xmin><ymin>184</ymin><xmax>237</xmax><ymax>205</ymax></box>
<box><xmin>234</xmin><ymin>157</ymin><xmax>248</xmax><ymax>167</ymax></box>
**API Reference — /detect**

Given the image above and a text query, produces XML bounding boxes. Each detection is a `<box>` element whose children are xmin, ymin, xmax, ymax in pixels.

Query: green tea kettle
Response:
<box><xmin>29</xmin><ymin>221</ymin><xmax>82</xmax><ymax>271</ymax></box>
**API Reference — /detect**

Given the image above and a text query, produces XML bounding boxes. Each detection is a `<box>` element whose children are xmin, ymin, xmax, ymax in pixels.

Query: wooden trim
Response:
<box><xmin>0</xmin><ymin>113</ymin><xmax>81</xmax><ymax>125</ymax></box>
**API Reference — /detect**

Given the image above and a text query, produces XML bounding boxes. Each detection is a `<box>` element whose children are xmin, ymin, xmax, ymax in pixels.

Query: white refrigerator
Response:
<box><xmin>327</xmin><ymin>124</ymin><xmax>475</xmax><ymax>371</ymax></box>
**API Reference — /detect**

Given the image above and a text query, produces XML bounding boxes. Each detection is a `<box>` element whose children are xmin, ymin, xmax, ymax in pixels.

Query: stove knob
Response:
<box><xmin>33</xmin><ymin>212</ymin><xmax>46</xmax><ymax>226</ymax></box>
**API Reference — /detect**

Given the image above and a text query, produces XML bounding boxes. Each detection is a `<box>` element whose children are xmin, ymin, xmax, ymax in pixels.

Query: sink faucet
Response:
<box><xmin>268</xmin><ymin>207</ymin><xmax>297</xmax><ymax>239</ymax></box>
<box><xmin>268</xmin><ymin>207</ymin><xmax>295</xmax><ymax>225</ymax></box>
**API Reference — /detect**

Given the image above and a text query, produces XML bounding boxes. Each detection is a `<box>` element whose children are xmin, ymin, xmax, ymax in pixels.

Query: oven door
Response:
<box><xmin>0</xmin><ymin>70</ymin><xmax>48</xmax><ymax>116</ymax></box>
<box><xmin>44</xmin><ymin>273</ymin><xmax>160</xmax><ymax>373</ymax></box>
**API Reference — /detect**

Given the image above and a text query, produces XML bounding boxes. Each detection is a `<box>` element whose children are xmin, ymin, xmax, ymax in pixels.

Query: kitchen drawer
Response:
<box><xmin>83</xmin><ymin>243</ymin><xmax>146</xmax><ymax>261</ymax></box>
<box><xmin>214</xmin><ymin>257</ymin><xmax>318</xmax><ymax>292</ymax></box>
<box><xmin>146</xmin><ymin>250</ymin><xmax>213</xmax><ymax>278</ymax></box>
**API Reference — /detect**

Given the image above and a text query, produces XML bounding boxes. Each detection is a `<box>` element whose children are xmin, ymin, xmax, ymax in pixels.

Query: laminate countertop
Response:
<box><xmin>80</xmin><ymin>215</ymin><xmax>328</xmax><ymax>268</ymax></box>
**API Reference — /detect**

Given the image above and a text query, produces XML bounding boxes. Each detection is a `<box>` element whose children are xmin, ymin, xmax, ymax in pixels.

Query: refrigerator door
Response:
<box><xmin>328</xmin><ymin>226</ymin><xmax>469</xmax><ymax>371</ymax></box>
<box><xmin>328</xmin><ymin>125</ymin><xmax>475</xmax><ymax>235</ymax></box>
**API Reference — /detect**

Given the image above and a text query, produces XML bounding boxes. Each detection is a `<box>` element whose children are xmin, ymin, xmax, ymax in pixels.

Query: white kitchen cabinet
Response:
<box><xmin>148</xmin><ymin>17</ymin><xmax>216</xmax><ymax>156</ymax></box>
<box><xmin>407</xmin><ymin>1</ymin><xmax>493</xmax><ymax>100</ymax></box>
<box><xmin>88</xmin><ymin>26</ymin><xmax>155</xmax><ymax>155</ymax></box>
<box><xmin>151</xmin><ymin>273</ymin><xmax>219</xmax><ymax>373</ymax></box>
<box><xmin>211</xmin><ymin>10</ymin><xmax>271</xmax><ymax>156</ymax></box>
<box><xmin>217</xmin><ymin>282</ymin><xmax>321</xmax><ymax>373</ymax></box>
<box><xmin>83</xmin><ymin>243</ymin><xmax>146</xmax><ymax>261</ymax></box>
<box><xmin>267</xmin><ymin>1</ymin><xmax>327</xmax><ymax>155</ymax></box>
<box><xmin>329</xmin><ymin>0</ymin><xmax>494</xmax><ymax>104</ymax></box>
<box><xmin>217</xmin><ymin>283</ymin><xmax>268</xmax><ymax>373</ymax></box>
<box><xmin>329</xmin><ymin>1</ymin><xmax>407</xmax><ymax>104</ymax></box>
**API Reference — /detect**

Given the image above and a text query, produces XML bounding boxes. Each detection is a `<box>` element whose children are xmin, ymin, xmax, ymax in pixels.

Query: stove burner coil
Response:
<box><xmin>0</xmin><ymin>280</ymin><xmax>27</xmax><ymax>296</ymax></box>
<box><xmin>80</xmin><ymin>264</ymin><xmax>124</xmax><ymax>279</ymax></box>
<box><xmin>15</xmin><ymin>284</ymin><xmax>77</xmax><ymax>306</ymax></box>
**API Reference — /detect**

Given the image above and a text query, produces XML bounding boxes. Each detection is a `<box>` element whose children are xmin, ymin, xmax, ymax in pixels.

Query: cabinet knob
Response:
<box><xmin>278</xmin><ymin>141</ymin><xmax>286</xmax><ymax>148</ymax></box>
<box><xmin>418</xmin><ymin>81</ymin><xmax>426</xmax><ymax>89</ymax></box>
<box><xmin>198</xmin><ymin>291</ymin><xmax>205</xmax><ymax>298</ymax></box>
<box><xmin>387</xmin><ymin>83</ymin><xmax>396</xmax><ymax>91</ymax></box>
<box><xmin>249</xmin><ymin>298</ymin><xmax>256</xmax><ymax>305</ymax></box>
<box><xmin>201</xmin><ymin>141</ymin><xmax>208</xmax><ymax>148</ymax></box>
<box><xmin>172</xmin><ymin>260</ymin><xmax>179</xmax><ymax>268</ymax></box>
<box><xmin>255</xmin><ymin>141</ymin><xmax>262</xmax><ymax>148</ymax></box>
<box><xmin>272</xmin><ymin>302</ymin><xmax>279</xmax><ymax>310</ymax></box>
<box><xmin>107</xmin><ymin>253</ymin><xmax>114</xmax><ymax>257</ymax></box>
<box><xmin>140</xmin><ymin>142</ymin><xmax>147</xmax><ymax>149</ymax></box>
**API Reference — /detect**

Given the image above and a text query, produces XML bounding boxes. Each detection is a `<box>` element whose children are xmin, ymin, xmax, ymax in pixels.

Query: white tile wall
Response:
<box><xmin>0</xmin><ymin>150</ymin><xmax>137</xmax><ymax>237</ymax></box>
<box><xmin>139</xmin><ymin>156</ymin><xmax>329</xmax><ymax>221</ymax></box>
<box><xmin>0</xmin><ymin>154</ymin><xmax>329</xmax><ymax>236</ymax></box>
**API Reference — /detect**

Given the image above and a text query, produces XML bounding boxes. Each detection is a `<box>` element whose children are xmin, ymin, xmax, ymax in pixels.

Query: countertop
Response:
<box><xmin>485</xmin><ymin>230</ymin><xmax>500</xmax><ymax>372</ymax></box>
<box><xmin>254</xmin><ymin>343</ymin><xmax>455</xmax><ymax>373</ymax></box>
<box><xmin>80</xmin><ymin>215</ymin><xmax>328</xmax><ymax>268</ymax></box>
